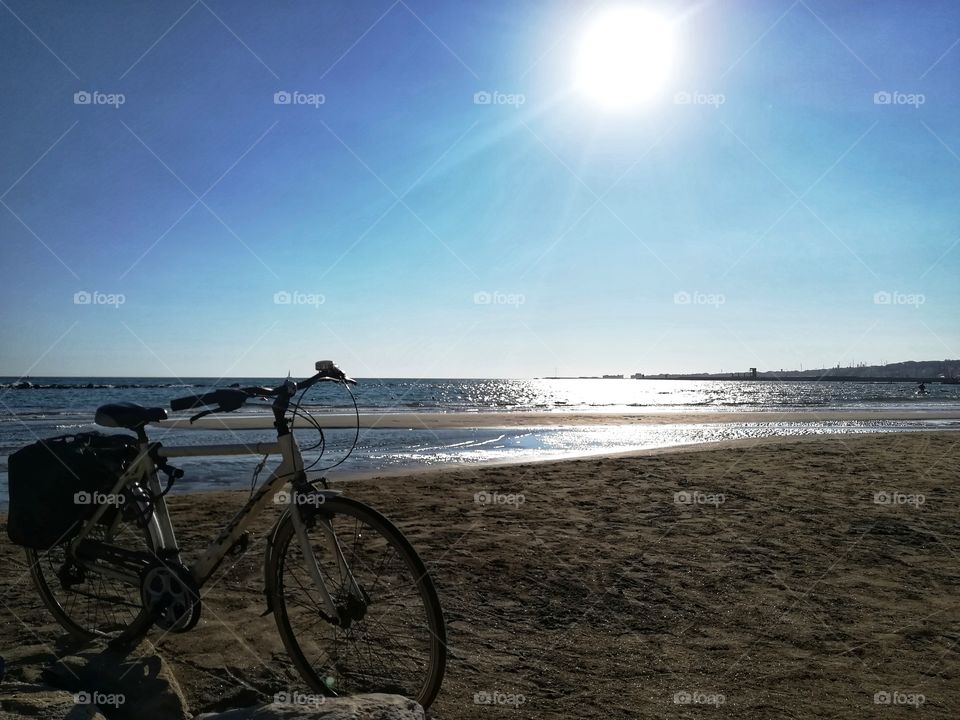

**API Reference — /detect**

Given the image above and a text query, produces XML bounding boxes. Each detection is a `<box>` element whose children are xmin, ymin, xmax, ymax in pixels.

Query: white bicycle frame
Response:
<box><xmin>67</xmin><ymin>429</ymin><xmax>362</xmax><ymax>620</ymax></box>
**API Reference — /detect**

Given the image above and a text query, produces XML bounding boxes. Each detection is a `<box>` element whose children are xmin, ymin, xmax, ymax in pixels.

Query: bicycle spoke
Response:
<box><xmin>31</xmin><ymin>519</ymin><xmax>149</xmax><ymax>639</ymax></box>
<box><xmin>275</xmin><ymin>499</ymin><xmax>442</xmax><ymax>703</ymax></box>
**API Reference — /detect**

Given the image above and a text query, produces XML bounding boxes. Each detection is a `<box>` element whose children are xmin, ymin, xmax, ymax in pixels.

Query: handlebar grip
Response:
<box><xmin>170</xmin><ymin>390</ymin><xmax>226</xmax><ymax>411</ymax></box>
<box><xmin>170</xmin><ymin>389</ymin><xmax>248</xmax><ymax>411</ymax></box>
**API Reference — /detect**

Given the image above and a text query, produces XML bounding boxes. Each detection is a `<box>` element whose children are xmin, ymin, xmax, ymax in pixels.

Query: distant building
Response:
<box><xmin>602</xmin><ymin>374</ymin><xmax>624</xmax><ymax>379</ymax></box>
<box><xmin>750</xmin><ymin>367</ymin><xmax>757</xmax><ymax>380</ymax></box>
<box><xmin>631</xmin><ymin>372</ymin><xmax>644</xmax><ymax>379</ymax></box>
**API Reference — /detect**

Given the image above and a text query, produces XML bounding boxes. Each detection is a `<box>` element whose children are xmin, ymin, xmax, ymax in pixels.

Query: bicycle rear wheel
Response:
<box><xmin>28</xmin><ymin>506</ymin><xmax>155</xmax><ymax>642</ymax></box>
<box><xmin>268</xmin><ymin>496</ymin><xmax>446</xmax><ymax>707</ymax></box>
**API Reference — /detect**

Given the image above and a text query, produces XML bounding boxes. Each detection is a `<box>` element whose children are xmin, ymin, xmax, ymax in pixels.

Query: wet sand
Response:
<box><xmin>156</xmin><ymin>408</ymin><xmax>960</xmax><ymax>430</ymax></box>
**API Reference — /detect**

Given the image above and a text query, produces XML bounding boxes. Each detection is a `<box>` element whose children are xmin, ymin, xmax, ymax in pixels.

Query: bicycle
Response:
<box><xmin>25</xmin><ymin>361</ymin><xmax>447</xmax><ymax>707</ymax></box>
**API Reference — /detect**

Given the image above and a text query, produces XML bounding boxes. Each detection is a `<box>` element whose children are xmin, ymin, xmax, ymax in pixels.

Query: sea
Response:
<box><xmin>2</xmin><ymin>377</ymin><xmax>958</xmax><ymax>503</ymax></box>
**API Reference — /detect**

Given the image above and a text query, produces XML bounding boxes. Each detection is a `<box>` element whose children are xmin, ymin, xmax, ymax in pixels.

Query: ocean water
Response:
<box><xmin>1</xmin><ymin>377</ymin><xmax>958</xmax><ymax>503</ymax></box>
<box><xmin>3</xmin><ymin>376</ymin><xmax>958</xmax><ymax>415</ymax></box>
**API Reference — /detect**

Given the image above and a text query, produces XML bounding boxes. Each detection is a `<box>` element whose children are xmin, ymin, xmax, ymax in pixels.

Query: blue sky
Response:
<box><xmin>1</xmin><ymin>0</ymin><xmax>958</xmax><ymax>378</ymax></box>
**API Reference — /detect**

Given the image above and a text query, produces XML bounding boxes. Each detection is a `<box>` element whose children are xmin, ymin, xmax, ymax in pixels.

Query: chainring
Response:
<box><xmin>139</xmin><ymin>561</ymin><xmax>201</xmax><ymax>632</ymax></box>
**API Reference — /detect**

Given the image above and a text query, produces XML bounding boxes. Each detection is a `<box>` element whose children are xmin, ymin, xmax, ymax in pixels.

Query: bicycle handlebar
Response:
<box><xmin>169</xmin><ymin>389</ymin><xmax>249</xmax><ymax>412</ymax></box>
<box><xmin>169</xmin><ymin>362</ymin><xmax>355</xmax><ymax>417</ymax></box>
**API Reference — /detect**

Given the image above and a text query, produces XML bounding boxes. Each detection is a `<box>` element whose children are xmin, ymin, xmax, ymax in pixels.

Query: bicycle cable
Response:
<box><xmin>290</xmin><ymin>385</ymin><xmax>328</xmax><ymax>469</ymax></box>
<box><xmin>291</xmin><ymin>386</ymin><xmax>326</xmax><ymax>455</ymax></box>
<box><xmin>309</xmin><ymin>381</ymin><xmax>360</xmax><ymax>473</ymax></box>
<box><xmin>249</xmin><ymin>453</ymin><xmax>269</xmax><ymax>501</ymax></box>
<box><xmin>286</xmin><ymin>380</ymin><xmax>360</xmax><ymax>473</ymax></box>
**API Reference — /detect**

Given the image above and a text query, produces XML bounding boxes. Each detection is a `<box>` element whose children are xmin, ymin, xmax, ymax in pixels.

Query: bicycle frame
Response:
<box><xmin>67</xmin><ymin>429</ymin><xmax>362</xmax><ymax>620</ymax></box>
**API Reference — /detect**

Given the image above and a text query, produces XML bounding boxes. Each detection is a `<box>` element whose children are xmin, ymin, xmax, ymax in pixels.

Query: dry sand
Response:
<box><xmin>2</xmin><ymin>431</ymin><xmax>959</xmax><ymax>718</ymax></box>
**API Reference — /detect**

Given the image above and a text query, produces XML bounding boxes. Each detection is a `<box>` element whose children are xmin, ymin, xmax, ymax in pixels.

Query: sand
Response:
<box><xmin>157</xmin><ymin>408</ymin><xmax>960</xmax><ymax>430</ymax></box>
<box><xmin>2</xmin><ymin>431</ymin><xmax>959</xmax><ymax>718</ymax></box>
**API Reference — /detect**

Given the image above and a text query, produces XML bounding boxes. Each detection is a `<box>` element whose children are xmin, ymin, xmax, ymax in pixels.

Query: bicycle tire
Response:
<box><xmin>267</xmin><ymin>495</ymin><xmax>447</xmax><ymax>707</ymax></box>
<box><xmin>28</xmin><ymin>508</ymin><xmax>156</xmax><ymax>643</ymax></box>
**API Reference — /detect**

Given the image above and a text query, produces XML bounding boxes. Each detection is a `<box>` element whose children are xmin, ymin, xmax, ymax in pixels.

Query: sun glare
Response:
<box><xmin>576</xmin><ymin>7</ymin><xmax>676</xmax><ymax>109</ymax></box>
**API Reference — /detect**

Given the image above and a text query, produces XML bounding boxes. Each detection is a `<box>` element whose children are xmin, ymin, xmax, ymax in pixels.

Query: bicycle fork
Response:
<box><xmin>289</xmin><ymin>496</ymin><xmax>367</xmax><ymax>625</ymax></box>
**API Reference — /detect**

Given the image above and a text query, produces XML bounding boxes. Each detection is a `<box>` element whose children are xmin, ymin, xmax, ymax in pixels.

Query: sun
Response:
<box><xmin>576</xmin><ymin>7</ymin><xmax>676</xmax><ymax>109</ymax></box>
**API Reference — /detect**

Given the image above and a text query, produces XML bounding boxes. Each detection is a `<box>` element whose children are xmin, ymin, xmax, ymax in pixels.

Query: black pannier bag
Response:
<box><xmin>6</xmin><ymin>432</ymin><xmax>140</xmax><ymax>549</ymax></box>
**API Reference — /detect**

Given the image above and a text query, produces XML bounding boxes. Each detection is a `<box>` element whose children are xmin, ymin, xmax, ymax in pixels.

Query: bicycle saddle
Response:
<box><xmin>95</xmin><ymin>402</ymin><xmax>168</xmax><ymax>429</ymax></box>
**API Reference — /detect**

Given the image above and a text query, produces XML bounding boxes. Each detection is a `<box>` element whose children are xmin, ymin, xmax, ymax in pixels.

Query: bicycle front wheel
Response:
<box><xmin>267</xmin><ymin>495</ymin><xmax>446</xmax><ymax>707</ymax></box>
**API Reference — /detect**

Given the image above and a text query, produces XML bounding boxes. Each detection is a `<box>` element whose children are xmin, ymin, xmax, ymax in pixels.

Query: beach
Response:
<box><xmin>2</xmin><ymin>431</ymin><xmax>958</xmax><ymax>718</ymax></box>
<box><xmin>157</xmin><ymin>407</ymin><xmax>960</xmax><ymax>429</ymax></box>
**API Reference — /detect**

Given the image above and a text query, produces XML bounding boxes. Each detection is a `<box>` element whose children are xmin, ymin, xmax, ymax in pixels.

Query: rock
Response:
<box><xmin>40</xmin><ymin>639</ymin><xmax>189</xmax><ymax>720</ymax></box>
<box><xmin>0</xmin><ymin>681</ymin><xmax>107</xmax><ymax>719</ymax></box>
<box><xmin>0</xmin><ymin>643</ymin><xmax>63</xmax><ymax>685</ymax></box>
<box><xmin>195</xmin><ymin>693</ymin><xmax>425</xmax><ymax>720</ymax></box>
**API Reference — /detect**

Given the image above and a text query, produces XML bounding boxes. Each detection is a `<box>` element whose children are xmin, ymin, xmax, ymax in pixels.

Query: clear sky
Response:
<box><xmin>1</xmin><ymin>0</ymin><xmax>957</xmax><ymax>378</ymax></box>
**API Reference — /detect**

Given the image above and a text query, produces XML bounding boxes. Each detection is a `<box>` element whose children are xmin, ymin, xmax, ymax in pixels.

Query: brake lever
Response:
<box><xmin>189</xmin><ymin>408</ymin><xmax>217</xmax><ymax>424</ymax></box>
